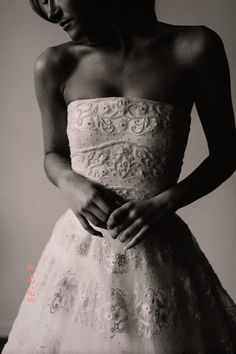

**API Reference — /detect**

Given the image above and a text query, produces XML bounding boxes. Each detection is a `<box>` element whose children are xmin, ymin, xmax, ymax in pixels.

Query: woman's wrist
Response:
<box><xmin>151</xmin><ymin>186</ymin><xmax>180</xmax><ymax>215</ymax></box>
<box><xmin>167</xmin><ymin>185</ymin><xmax>182</xmax><ymax>212</ymax></box>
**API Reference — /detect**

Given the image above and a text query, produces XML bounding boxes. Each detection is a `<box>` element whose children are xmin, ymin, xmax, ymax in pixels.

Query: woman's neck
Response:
<box><xmin>111</xmin><ymin>8</ymin><xmax>158</xmax><ymax>50</ymax></box>
<box><xmin>75</xmin><ymin>4</ymin><xmax>158</xmax><ymax>51</ymax></box>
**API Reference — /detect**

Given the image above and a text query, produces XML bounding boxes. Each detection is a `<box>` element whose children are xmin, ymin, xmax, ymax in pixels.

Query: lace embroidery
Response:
<box><xmin>91</xmin><ymin>239</ymin><xmax>146</xmax><ymax>274</ymax></box>
<box><xmin>69</xmin><ymin>218</ymin><xmax>178</xmax><ymax>275</ymax></box>
<box><xmin>71</xmin><ymin>141</ymin><xmax>162</xmax><ymax>180</ymax></box>
<box><xmin>98</xmin><ymin>288</ymin><xmax>129</xmax><ymax>336</ymax></box>
<box><xmin>133</xmin><ymin>285</ymin><xmax>179</xmax><ymax>338</ymax></box>
<box><xmin>75</xmin><ymin>233</ymin><xmax>92</xmax><ymax>256</ymax></box>
<box><xmin>107</xmin><ymin>186</ymin><xmax>157</xmax><ymax>200</ymax></box>
<box><xmin>48</xmin><ymin>271</ymin><xmax>181</xmax><ymax>339</ymax></box>
<box><xmin>68</xmin><ymin>97</ymin><xmax>174</xmax><ymax>135</ymax></box>
<box><xmin>49</xmin><ymin>270</ymin><xmax>78</xmax><ymax>314</ymax></box>
<box><xmin>67</xmin><ymin>97</ymin><xmax>190</xmax><ymax>201</ymax></box>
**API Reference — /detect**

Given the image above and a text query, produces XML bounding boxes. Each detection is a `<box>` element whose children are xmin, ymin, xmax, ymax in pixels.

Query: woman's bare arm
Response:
<box><xmin>34</xmin><ymin>47</ymin><xmax>74</xmax><ymax>189</ymax></box>
<box><xmin>163</xmin><ymin>27</ymin><xmax>236</xmax><ymax>211</ymax></box>
<box><xmin>34</xmin><ymin>47</ymin><xmax>123</xmax><ymax>235</ymax></box>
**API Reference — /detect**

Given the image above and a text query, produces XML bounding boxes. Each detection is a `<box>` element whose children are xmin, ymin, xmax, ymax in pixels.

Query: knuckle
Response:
<box><xmin>137</xmin><ymin>216</ymin><xmax>145</xmax><ymax>224</ymax></box>
<box><xmin>130</xmin><ymin>208</ymin><xmax>138</xmax><ymax>218</ymax></box>
<box><xmin>128</xmin><ymin>201</ymin><xmax>135</xmax><ymax>208</ymax></box>
<box><xmin>110</xmin><ymin>214</ymin><xmax>117</xmax><ymax>223</ymax></box>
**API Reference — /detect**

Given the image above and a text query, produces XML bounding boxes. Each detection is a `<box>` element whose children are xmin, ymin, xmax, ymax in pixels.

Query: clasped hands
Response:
<box><xmin>106</xmin><ymin>191</ymin><xmax>174</xmax><ymax>250</ymax></box>
<box><xmin>60</xmin><ymin>172</ymin><xmax>175</xmax><ymax>250</ymax></box>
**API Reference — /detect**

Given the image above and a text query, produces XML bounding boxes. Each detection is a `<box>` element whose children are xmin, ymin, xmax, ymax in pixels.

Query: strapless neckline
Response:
<box><xmin>67</xmin><ymin>96</ymin><xmax>177</xmax><ymax>111</ymax></box>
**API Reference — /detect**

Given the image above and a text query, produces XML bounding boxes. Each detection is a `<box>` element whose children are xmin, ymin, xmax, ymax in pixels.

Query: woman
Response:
<box><xmin>3</xmin><ymin>0</ymin><xmax>236</xmax><ymax>353</ymax></box>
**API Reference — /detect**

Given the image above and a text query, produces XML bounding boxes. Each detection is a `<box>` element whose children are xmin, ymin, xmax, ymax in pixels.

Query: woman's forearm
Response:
<box><xmin>163</xmin><ymin>154</ymin><xmax>235</xmax><ymax>212</ymax></box>
<box><xmin>44</xmin><ymin>152</ymin><xmax>78</xmax><ymax>190</ymax></box>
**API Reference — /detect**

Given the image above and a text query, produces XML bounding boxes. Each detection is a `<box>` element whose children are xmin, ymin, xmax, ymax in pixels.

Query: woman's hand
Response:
<box><xmin>59</xmin><ymin>171</ymin><xmax>125</xmax><ymax>237</ymax></box>
<box><xmin>106</xmin><ymin>190</ymin><xmax>175</xmax><ymax>249</ymax></box>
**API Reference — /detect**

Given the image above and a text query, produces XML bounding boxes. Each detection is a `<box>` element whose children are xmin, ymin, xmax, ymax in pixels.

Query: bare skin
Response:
<box><xmin>34</xmin><ymin>0</ymin><xmax>236</xmax><ymax>248</ymax></box>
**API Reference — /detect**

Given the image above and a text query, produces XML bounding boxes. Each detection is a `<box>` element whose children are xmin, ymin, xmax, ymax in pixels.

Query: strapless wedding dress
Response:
<box><xmin>3</xmin><ymin>97</ymin><xmax>236</xmax><ymax>353</ymax></box>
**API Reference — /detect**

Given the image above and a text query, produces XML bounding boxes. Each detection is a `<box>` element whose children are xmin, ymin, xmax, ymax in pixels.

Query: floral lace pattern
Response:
<box><xmin>67</xmin><ymin>97</ymin><xmax>190</xmax><ymax>201</ymax></box>
<box><xmin>47</xmin><ymin>271</ymin><xmax>181</xmax><ymax>340</ymax></box>
<box><xmin>133</xmin><ymin>285</ymin><xmax>179</xmax><ymax>338</ymax></box>
<box><xmin>49</xmin><ymin>270</ymin><xmax>78</xmax><ymax>314</ymax></box>
<box><xmin>67</xmin><ymin>97</ymin><xmax>174</xmax><ymax>135</ymax></box>
<box><xmin>91</xmin><ymin>238</ymin><xmax>148</xmax><ymax>274</ymax></box>
<box><xmin>70</xmin><ymin>141</ymin><xmax>161</xmax><ymax>180</ymax></box>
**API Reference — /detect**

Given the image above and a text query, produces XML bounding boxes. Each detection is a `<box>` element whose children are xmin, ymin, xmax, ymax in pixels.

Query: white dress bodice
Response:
<box><xmin>67</xmin><ymin>97</ymin><xmax>191</xmax><ymax>201</ymax></box>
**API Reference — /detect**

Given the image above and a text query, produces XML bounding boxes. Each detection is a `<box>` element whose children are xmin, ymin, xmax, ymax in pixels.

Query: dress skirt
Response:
<box><xmin>2</xmin><ymin>209</ymin><xmax>236</xmax><ymax>354</ymax></box>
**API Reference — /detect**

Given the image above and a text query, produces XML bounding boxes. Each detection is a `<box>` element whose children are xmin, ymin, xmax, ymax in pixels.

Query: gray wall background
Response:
<box><xmin>0</xmin><ymin>0</ymin><xmax>235</xmax><ymax>336</ymax></box>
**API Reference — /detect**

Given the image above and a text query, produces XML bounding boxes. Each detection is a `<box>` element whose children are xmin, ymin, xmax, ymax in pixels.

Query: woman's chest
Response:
<box><xmin>63</xmin><ymin>46</ymin><xmax>193</xmax><ymax>109</ymax></box>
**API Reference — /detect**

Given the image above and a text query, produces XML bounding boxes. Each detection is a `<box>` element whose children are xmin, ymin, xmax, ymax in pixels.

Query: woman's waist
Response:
<box><xmin>71</xmin><ymin>168</ymin><xmax>179</xmax><ymax>202</ymax></box>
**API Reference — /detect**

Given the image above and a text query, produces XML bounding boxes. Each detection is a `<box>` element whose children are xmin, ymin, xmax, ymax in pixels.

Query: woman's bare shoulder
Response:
<box><xmin>34</xmin><ymin>43</ymin><xmax>68</xmax><ymax>75</ymax></box>
<box><xmin>167</xmin><ymin>23</ymin><xmax>224</xmax><ymax>65</ymax></box>
<box><xmin>33</xmin><ymin>41</ymin><xmax>88</xmax><ymax>81</ymax></box>
<box><xmin>160</xmin><ymin>21</ymin><xmax>222</xmax><ymax>43</ymax></box>
<box><xmin>157</xmin><ymin>22</ymin><xmax>224</xmax><ymax>66</ymax></box>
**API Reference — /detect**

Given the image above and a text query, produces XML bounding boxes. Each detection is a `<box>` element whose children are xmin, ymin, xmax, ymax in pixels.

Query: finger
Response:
<box><xmin>95</xmin><ymin>185</ymin><xmax>125</xmax><ymax>212</ymax></box>
<box><xmin>124</xmin><ymin>224</ymin><xmax>149</xmax><ymax>250</ymax></box>
<box><xmin>81</xmin><ymin>209</ymin><xmax>107</xmax><ymax>229</ymax></box>
<box><xmin>107</xmin><ymin>201</ymin><xmax>135</xmax><ymax>229</ymax></box>
<box><xmin>87</xmin><ymin>201</ymin><xmax>109</xmax><ymax>224</ymax></box>
<box><xmin>93</xmin><ymin>197</ymin><xmax>120</xmax><ymax>218</ymax></box>
<box><xmin>110</xmin><ymin>211</ymin><xmax>141</xmax><ymax>239</ymax></box>
<box><xmin>76</xmin><ymin>214</ymin><xmax>103</xmax><ymax>237</ymax></box>
<box><xmin>93</xmin><ymin>191</ymin><xmax>115</xmax><ymax>214</ymax></box>
<box><xmin>109</xmin><ymin>204</ymin><xmax>145</xmax><ymax>238</ymax></box>
<box><xmin>118</xmin><ymin>218</ymin><xmax>144</xmax><ymax>242</ymax></box>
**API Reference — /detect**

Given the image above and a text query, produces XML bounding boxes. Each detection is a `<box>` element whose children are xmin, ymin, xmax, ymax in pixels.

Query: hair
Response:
<box><xmin>29</xmin><ymin>0</ymin><xmax>156</xmax><ymax>24</ymax></box>
<box><xmin>29</xmin><ymin>0</ymin><xmax>57</xmax><ymax>23</ymax></box>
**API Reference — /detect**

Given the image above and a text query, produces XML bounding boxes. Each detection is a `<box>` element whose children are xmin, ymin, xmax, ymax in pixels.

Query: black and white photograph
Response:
<box><xmin>0</xmin><ymin>0</ymin><xmax>236</xmax><ymax>353</ymax></box>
